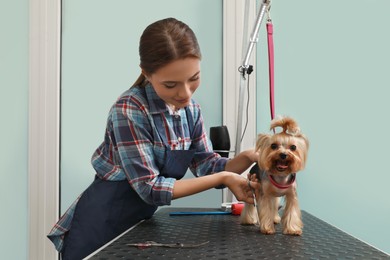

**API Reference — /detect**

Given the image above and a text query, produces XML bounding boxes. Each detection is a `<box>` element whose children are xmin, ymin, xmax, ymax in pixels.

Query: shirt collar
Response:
<box><xmin>145</xmin><ymin>84</ymin><xmax>169</xmax><ymax>114</ymax></box>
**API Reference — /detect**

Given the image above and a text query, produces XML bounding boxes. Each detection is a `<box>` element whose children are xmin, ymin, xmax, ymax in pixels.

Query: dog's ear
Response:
<box><xmin>298</xmin><ymin>133</ymin><xmax>310</xmax><ymax>166</ymax></box>
<box><xmin>255</xmin><ymin>134</ymin><xmax>271</xmax><ymax>152</ymax></box>
<box><xmin>301</xmin><ymin>134</ymin><xmax>309</xmax><ymax>150</ymax></box>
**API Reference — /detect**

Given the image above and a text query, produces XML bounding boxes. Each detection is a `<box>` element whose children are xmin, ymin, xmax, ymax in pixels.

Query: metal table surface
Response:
<box><xmin>87</xmin><ymin>207</ymin><xmax>389</xmax><ymax>260</ymax></box>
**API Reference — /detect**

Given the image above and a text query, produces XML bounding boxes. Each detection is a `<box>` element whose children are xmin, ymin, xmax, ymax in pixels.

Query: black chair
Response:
<box><xmin>209</xmin><ymin>126</ymin><xmax>231</xmax><ymax>158</ymax></box>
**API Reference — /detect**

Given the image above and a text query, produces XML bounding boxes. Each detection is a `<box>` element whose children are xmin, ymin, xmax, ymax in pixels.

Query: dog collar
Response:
<box><xmin>268</xmin><ymin>173</ymin><xmax>296</xmax><ymax>189</ymax></box>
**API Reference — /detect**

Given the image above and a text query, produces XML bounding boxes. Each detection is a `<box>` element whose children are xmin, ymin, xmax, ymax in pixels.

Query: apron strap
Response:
<box><xmin>184</xmin><ymin>106</ymin><xmax>195</xmax><ymax>139</ymax></box>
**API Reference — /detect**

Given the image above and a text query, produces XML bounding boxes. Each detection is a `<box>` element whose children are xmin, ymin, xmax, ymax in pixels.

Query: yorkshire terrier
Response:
<box><xmin>240</xmin><ymin>116</ymin><xmax>309</xmax><ymax>235</ymax></box>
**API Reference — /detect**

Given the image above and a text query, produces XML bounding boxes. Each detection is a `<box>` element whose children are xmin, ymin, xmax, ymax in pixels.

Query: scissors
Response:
<box><xmin>127</xmin><ymin>240</ymin><xmax>209</xmax><ymax>249</ymax></box>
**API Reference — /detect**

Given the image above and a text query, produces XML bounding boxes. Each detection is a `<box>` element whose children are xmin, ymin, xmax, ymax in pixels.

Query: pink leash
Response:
<box><xmin>267</xmin><ymin>21</ymin><xmax>275</xmax><ymax>121</ymax></box>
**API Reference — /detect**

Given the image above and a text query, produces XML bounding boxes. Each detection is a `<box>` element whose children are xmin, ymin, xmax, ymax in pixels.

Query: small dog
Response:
<box><xmin>240</xmin><ymin>116</ymin><xmax>309</xmax><ymax>235</ymax></box>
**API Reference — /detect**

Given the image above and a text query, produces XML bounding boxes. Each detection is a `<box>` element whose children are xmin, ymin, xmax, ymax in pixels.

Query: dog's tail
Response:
<box><xmin>270</xmin><ymin>116</ymin><xmax>301</xmax><ymax>136</ymax></box>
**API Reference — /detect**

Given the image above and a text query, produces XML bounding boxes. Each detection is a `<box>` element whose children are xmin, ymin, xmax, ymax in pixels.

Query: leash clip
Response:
<box><xmin>266</xmin><ymin>4</ymin><xmax>272</xmax><ymax>23</ymax></box>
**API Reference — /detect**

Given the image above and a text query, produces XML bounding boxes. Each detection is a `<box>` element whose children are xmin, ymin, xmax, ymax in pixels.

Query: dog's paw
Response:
<box><xmin>283</xmin><ymin>228</ymin><xmax>302</xmax><ymax>236</ymax></box>
<box><xmin>260</xmin><ymin>226</ymin><xmax>276</xmax><ymax>235</ymax></box>
<box><xmin>282</xmin><ymin>215</ymin><xmax>303</xmax><ymax>235</ymax></box>
<box><xmin>260</xmin><ymin>222</ymin><xmax>276</xmax><ymax>235</ymax></box>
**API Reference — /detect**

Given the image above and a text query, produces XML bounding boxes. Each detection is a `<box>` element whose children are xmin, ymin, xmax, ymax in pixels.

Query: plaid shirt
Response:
<box><xmin>48</xmin><ymin>84</ymin><xmax>228</xmax><ymax>251</ymax></box>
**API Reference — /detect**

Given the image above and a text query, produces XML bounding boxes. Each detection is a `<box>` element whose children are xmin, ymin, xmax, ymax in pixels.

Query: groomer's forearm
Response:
<box><xmin>224</xmin><ymin>150</ymin><xmax>255</xmax><ymax>174</ymax></box>
<box><xmin>172</xmin><ymin>172</ymin><xmax>230</xmax><ymax>199</ymax></box>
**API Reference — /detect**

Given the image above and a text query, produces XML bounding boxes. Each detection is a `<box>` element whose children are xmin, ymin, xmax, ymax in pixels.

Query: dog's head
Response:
<box><xmin>256</xmin><ymin>116</ymin><xmax>309</xmax><ymax>175</ymax></box>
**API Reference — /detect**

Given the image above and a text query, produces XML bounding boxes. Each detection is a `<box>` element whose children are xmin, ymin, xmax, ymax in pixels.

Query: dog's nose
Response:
<box><xmin>279</xmin><ymin>153</ymin><xmax>287</xmax><ymax>160</ymax></box>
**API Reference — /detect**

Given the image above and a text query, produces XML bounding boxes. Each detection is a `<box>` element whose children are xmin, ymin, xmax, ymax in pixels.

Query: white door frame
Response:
<box><xmin>223</xmin><ymin>0</ymin><xmax>257</xmax><ymax>204</ymax></box>
<box><xmin>28</xmin><ymin>1</ymin><xmax>256</xmax><ymax>258</ymax></box>
<box><xmin>29</xmin><ymin>0</ymin><xmax>61</xmax><ymax>259</ymax></box>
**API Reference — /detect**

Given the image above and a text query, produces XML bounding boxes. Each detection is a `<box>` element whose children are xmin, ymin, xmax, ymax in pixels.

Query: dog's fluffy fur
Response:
<box><xmin>240</xmin><ymin>116</ymin><xmax>309</xmax><ymax>235</ymax></box>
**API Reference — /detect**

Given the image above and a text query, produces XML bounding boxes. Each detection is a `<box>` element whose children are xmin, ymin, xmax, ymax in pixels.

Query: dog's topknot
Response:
<box><xmin>270</xmin><ymin>116</ymin><xmax>301</xmax><ymax>136</ymax></box>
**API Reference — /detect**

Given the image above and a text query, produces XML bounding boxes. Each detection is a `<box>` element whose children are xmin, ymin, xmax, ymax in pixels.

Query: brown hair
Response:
<box><xmin>132</xmin><ymin>18</ymin><xmax>202</xmax><ymax>87</ymax></box>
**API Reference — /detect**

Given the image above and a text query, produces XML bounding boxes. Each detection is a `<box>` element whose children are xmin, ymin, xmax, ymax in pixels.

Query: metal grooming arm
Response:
<box><xmin>235</xmin><ymin>0</ymin><xmax>270</xmax><ymax>156</ymax></box>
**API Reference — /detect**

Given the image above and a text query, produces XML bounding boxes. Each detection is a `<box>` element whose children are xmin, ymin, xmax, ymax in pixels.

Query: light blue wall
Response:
<box><xmin>2</xmin><ymin>0</ymin><xmax>389</xmax><ymax>258</ymax></box>
<box><xmin>61</xmin><ymin>0</ymin><xmax>223</xmax><ymax>212</ymax></box>
<box><xmin>256</xmin><ymin>0</ymin><xmax>390</xmax><ymax>254</ymax></box>
<box><xmin>0</xmin><ymin>0</ymin><xmax>29</xmax><ymax>259</ymax></box>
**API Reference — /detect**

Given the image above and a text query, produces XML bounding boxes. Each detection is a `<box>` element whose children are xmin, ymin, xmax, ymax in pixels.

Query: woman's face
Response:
<box><xmin>146</xmin><ymin>57</ymin><xmax>201</xmax><ymax>110</ymax></box>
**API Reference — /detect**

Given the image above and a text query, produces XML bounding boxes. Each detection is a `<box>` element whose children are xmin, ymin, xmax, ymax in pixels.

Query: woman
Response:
<box><xmin>48</xmin><ymin>17</ymin><xmax>260</xmax><ymax>259</ymax></box>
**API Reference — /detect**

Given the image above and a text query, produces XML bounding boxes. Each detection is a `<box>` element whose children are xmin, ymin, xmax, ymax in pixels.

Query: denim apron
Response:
<box><xmin>62</xmin><ymin>108</ymin><xmax>195</xmax><ymax>260</ymax></box>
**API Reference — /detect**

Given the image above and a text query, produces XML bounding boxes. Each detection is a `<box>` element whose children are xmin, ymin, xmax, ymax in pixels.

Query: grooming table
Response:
<box><xmin>86</xmin><ymin>207</ymin><xmax>389</xmax><ymax>259</ymax></box>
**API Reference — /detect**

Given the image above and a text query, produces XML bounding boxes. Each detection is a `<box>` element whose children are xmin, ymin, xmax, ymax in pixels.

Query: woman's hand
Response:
<box><xmin>222</xmin><ymin>172</ymin><xmax>261</xmax><ymax>204</ymax></box>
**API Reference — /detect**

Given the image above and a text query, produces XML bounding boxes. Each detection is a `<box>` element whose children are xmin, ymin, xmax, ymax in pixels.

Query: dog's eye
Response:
<box><xmin>271</xmin><ymin>143</ymin><xmax>278</xmax><ymax>150</ymax></box>
<box><xmin>290</xmin><ymin>145</ymin><xmax>297</xmax><ymax>151</ymax></box>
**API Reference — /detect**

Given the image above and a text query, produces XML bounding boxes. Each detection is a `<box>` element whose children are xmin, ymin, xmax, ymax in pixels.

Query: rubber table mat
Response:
<box><xmin>89</xmin><ymin>207</ymin><xmax>389</xmax><ymax>259</ymax></box>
